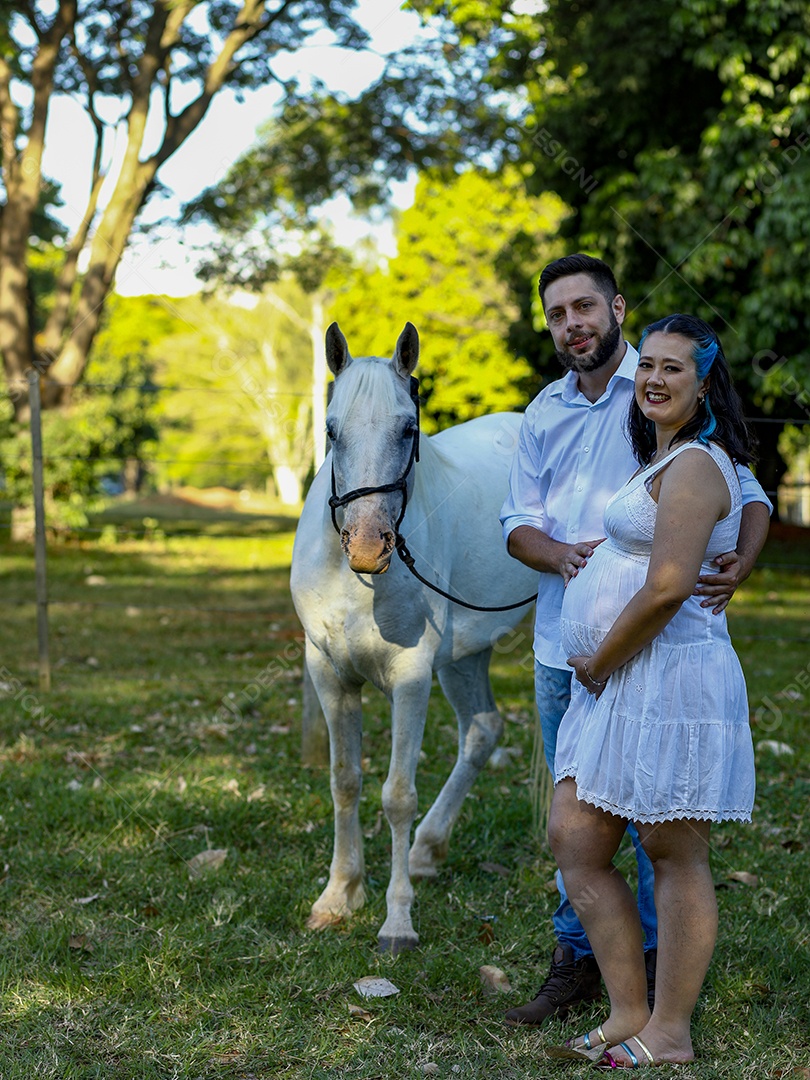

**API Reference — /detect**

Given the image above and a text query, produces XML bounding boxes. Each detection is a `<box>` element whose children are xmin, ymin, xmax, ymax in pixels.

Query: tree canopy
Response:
<box><xmin>10</xmin><ymin>0</ymin><xmax>806</xmax><ymax>502</ymax></box>
<box><xmin>0</xmin><ymin>0</ymin><xmax>371</xmax><ymax>416</ymax></box>
<box><xmin>403</xmin><ymin>0</ymin><xmax>810</xmax><ymax>490</ymax></box>
<box><xmin>331</xmin><ymin>168</ymin><xmax>566</xmax><ymax>429</ymax></box>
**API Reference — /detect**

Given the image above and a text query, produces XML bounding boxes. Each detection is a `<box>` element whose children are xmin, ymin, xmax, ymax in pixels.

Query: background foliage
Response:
<box><xmin>329</xmin><ymin>168</ymin><xmax>567</xmax><ymax>429</ymax></box>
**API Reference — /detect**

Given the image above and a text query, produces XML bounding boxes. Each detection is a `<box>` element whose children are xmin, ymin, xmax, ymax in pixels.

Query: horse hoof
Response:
<box><xmin>306</xmin><ymin>910</ymin><xmax>344</xmax><ymax>931</ymax></box>
<box><xmin>378</xmin><ymin>935</ymin><xmax>419</xmax><ymax>955</ymax></box>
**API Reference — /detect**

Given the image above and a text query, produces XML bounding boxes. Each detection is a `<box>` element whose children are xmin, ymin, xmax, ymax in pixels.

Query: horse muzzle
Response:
<box><xmin>341</xmin><ymin>526</ymin><xmax>396</xmax><ymax>574</ymax></box>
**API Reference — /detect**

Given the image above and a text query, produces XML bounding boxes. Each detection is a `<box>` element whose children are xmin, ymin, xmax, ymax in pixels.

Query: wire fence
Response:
<box><xmin>4</xmin><ymin>375</ymin><xmax>810</xmax><ymax>695</ymax></box>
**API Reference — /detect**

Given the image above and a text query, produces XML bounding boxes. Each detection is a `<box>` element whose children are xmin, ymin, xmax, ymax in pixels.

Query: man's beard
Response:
<box><xmin>557</xmin><ymin>320</ymin><xmax>622</xmax><ymax>373</ymax></box>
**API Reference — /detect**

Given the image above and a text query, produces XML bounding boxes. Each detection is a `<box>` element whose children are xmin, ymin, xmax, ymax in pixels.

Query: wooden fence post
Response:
<box><xmin>28</xmin><ymin>371</ymin><xmax>51</xmax><ymax>692</ymax></box>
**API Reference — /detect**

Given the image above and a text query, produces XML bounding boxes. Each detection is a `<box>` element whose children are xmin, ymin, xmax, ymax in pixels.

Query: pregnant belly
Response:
<box><xmin>561</xmin><ymin>550</ymin><xmax>645</xmax><ymax>653</ymax></box>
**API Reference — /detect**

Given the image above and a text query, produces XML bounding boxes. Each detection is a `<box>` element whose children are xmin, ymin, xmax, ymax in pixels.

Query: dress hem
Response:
<box><xmin>554</xmin><ymin>771</ymin><xmax>753</xmax><ymax>825</ymax></box>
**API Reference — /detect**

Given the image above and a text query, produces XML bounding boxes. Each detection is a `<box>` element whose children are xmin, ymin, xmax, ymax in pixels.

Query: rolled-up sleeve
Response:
<box><xmin>736</xmin><ymin>465</ymin><xmax>773</xmax><ymax>513</ymax></box>
<box><xmin>500</xmin><ymin>406</ymin><xmax>546</xmax><ymax>546</ymax></box>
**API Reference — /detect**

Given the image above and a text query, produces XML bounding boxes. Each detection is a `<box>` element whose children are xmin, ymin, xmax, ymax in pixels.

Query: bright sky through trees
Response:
<box><xmin>40</xmin><ymin>0</ymin><xmax>422</xmax><ymax>296</ymax></box>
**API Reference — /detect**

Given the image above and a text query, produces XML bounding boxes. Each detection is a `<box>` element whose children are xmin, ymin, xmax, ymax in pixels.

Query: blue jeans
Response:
<box><xmin>536</xmin><ymin>660</ymin><xmax>658</xmax><ymax>960</ymax></box>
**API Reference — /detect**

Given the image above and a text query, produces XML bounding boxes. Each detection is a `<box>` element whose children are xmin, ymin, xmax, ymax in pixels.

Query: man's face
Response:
<box><xmin>542</xmin><ymin>272</ymin><xmax>626</xmax><ymax>373</ymax></box>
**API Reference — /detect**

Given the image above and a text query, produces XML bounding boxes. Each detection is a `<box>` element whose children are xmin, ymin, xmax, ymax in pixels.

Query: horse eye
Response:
<box><xmin>325</xmin><ymin>421</ymin><xmax>336</xmax><ymax>442</ymax></box>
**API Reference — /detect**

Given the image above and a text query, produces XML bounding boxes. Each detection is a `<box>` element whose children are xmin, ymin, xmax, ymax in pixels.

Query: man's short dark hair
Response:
<box><xmin>539</xmin><ymin>254</ymin><xmax>619</xmax><ymax>307</ymax></box>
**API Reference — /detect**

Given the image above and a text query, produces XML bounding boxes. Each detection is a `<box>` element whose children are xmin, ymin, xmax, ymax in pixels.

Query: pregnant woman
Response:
<box><xmin>547</xmin><ymin>313</ymin><xmax>759</xmax><ymax>1069</ymax></box>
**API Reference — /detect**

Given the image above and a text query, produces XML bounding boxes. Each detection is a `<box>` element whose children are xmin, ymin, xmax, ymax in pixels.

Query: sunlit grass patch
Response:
<box><xmin>0</xmin><ymin>527</ymin><xmax>806</xmax><ymax>1076</ymax></box>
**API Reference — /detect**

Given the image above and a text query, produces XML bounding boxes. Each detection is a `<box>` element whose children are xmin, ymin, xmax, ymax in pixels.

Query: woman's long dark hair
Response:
<box><xmin>628</xmin><ymin>313</ymin><xmax>757</xmax><ymax>467</ymax></box>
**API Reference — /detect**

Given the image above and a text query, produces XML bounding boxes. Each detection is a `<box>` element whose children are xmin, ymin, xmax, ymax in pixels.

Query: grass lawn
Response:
<box><xmin>0</xmin><ymin>519</ymin><xmax>807</xmax><ymax>1078</ymax></box>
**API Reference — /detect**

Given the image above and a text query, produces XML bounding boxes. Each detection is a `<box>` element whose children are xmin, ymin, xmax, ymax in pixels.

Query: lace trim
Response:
<box><xmin>625</xmin><ymin>482</ymin><xmax>657</xmax><ymax>537</ymax></box>
<box><xmin>554</xmin><ymin>770</ymin><xmax>753</xmax><ymax>824</ymax></box>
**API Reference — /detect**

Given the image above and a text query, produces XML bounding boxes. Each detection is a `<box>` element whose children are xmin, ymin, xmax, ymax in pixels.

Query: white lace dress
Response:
<box><xmin>554</xmin><ymin>441</ymin><xmax>755</xmax><ymax>823</ymax></box>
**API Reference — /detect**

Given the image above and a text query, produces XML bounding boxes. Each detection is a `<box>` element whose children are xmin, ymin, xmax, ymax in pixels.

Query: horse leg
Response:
<box><xmin>409</xmin><ymin>649</ymin><xmax>502</xmax><ymax>880</ymax></box>
<box><xmin>377</xmin><ymin>667</ymin><xmax>433</xmax><ymax>954</ymax></box>
<box><xmin>304</xmin><ymin>644</ymin><xmax>366</xmax><ymax>931</ymax></box>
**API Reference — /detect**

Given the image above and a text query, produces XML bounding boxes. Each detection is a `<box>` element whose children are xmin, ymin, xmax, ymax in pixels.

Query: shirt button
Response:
<box><xmin>577</xmin><ymin>485</ymin><xmax>583</xmax><ymax>491</ymax></box>
<box><xmin>584</xmin><ymin>446</ymin><xmax>590</xmax><ymax>452</ymax></box>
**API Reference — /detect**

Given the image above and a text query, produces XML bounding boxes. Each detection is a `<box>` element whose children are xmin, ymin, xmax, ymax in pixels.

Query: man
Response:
<box><xmin>500</xmin><ymin>253</ymin><xmax>771</xmax><ymax>1027</ymax></box>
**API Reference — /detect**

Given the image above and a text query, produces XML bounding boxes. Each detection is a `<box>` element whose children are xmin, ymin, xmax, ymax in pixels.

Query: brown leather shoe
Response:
<box><xmin>504</xmin><ymin>943</ymin><xmax>602</xmax><ymax>1027</ymax></box>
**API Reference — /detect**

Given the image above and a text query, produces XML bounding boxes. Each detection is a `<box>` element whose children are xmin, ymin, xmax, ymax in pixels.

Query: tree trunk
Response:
<box><xmin>274</xmin><ymin>465</ymin><xmax>303</xmax><ymax>505</ymax></box>
<box><xmin>4</xmin><ymin>0</ymin><xmax>270</xmax><ymax>411</ymax></box>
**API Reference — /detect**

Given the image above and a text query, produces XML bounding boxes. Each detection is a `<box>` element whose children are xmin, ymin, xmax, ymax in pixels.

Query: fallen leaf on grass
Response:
<box><xmin>197</xmin><ymin>723</ymin><xmax>231</xmax><ymax>740</ymax></box>
<box><xmin>479</xmin><ymin>965</ymin><xmax>511</xmax><ymax>994</ymax></box>
<box><xmin>211</xmin><ymin>1051</ymin><xmax>241</xmax><ymax>1064</ymax></box>
<box><xmin>188</xmin><ymin>849</ymin><xmax>228</xmax><ymax>879</ymax></box>
<box><xmin>728</xmin><ymin>871</ymin><xmax>758</xmax><ymax>887</ymax></box>
<box><xmin>347</xmin><ymin>1003</ymin><xmax>374</xmax><ymax>1021</ymax></box>
<box><xmin>64</xmin><ymin>749</ymin><xmax>102</xmax><ymax>768</ymax></box>
<box><xmin>478</xmin><ymin>921</ymin><xmax>495</xmax><ymax>945</ymax></box>
<box><xmin>73</xmin><ymin>893</ymin><xmax>100</xmax><ymax>905</ymax></box>
<box><xmin>353</xmin><ymin>976</ymin><xmax>399</xmax><ymax>998</ymax></box>
<box><xmin>68</xmin><ymin>934</ymin><xmax>93</xmax><ymax>951</ymax></box>
<box><xmin>479</xmin><ymin>861</ymin><xmax>510</xmax><ymax>878</ymax></box>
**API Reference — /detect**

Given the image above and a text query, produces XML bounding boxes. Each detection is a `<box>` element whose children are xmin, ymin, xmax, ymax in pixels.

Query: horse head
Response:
<box><xmin>325</xmin><ymin>322</ymin><xmax>419</xmax><ymax>575</ymax></box>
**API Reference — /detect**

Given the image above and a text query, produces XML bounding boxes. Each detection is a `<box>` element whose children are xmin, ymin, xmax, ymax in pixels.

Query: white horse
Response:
<box><xmin>290</xmin><ymin>322</ymin><xmax>537</xmax><ymax>953</ymax></box>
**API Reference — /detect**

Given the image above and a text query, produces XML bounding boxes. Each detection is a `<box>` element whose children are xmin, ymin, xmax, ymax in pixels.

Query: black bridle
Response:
<box><xmin>327</xmin><ymin>377</ymin><xmax>537</xmax><ymax>613</ymax></box>
<box><xmin>328</xmin><ymin>375</ymin><xmax>420</xmax><ymax>537</ymax></box>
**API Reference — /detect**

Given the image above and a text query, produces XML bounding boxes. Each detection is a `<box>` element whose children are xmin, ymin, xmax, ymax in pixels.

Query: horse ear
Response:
<box><xmin>325</xmin><ymin>322</ymin><xmax>351</xmax><ymax>376</ymax></box>
<box><xmin>393</xmin><ymin>322</ymin><xmax>419</xmax><ymax>377</ymax></box>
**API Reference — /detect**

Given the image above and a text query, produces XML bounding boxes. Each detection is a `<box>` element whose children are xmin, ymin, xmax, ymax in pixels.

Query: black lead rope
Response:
<box><xmin>328</xmin><ymin>375</ymin><xmax>537</xmax><ymax>613</ymax></box>
<box><xmin>394</xmin><ymin>535</ymin><xmax>537</xmax><ymax>612</ymax></box>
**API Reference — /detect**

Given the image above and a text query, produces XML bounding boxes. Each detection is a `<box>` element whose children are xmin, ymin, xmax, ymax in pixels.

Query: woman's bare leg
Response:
<box><xmin>604</xmin><ymin>817</ymin><xmax>716</xmax><ymax>1066</ymax></box>
<box><xmin>548</xmin><ymin>779</ymin><xmax>650</xmax><ymax>1046</ymax></box>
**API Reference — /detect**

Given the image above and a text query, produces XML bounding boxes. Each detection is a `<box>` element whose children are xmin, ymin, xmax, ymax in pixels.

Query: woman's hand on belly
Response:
<box><xmin>567</xmin><ymin>654</ymin><xmax>608</xmax><ymax>699</ymax></box>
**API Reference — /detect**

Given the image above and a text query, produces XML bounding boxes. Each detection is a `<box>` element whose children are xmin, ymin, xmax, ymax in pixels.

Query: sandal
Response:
<box><xmin>545</xmin><ymin>1024</ymin><xmax>608</xmax><ymax>1062</ymax></box>
<box><xmin>597</xmin><ymin>1035</ymin><xmax>656</xmax><ymax>1069</ymax></box>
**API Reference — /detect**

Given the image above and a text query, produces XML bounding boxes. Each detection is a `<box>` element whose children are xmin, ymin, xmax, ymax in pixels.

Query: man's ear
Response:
<box><xmin>612</xmin><ymin>293</ymin><xmax>627</xmax><ymax>325</ymax></box>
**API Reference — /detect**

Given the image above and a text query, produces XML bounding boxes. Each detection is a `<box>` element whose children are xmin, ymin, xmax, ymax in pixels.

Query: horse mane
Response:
<box><xmin>328</xmin><ymin>357</ymin><xmax>409</xmax><ymax>435</ymax></box>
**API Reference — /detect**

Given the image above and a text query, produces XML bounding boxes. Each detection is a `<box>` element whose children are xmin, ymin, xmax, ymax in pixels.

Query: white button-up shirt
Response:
<box><xmin>500</xmin><ymin>342</ymin><xmax>771</xmax><ymax>669</ymax></box>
